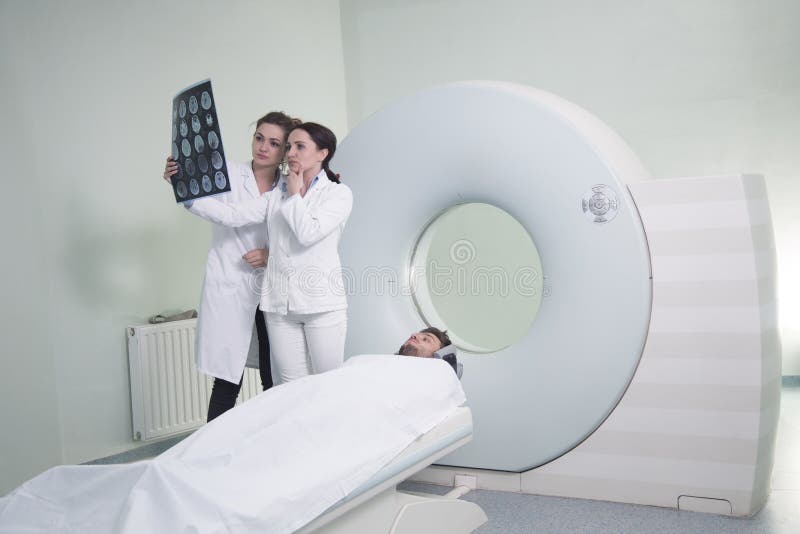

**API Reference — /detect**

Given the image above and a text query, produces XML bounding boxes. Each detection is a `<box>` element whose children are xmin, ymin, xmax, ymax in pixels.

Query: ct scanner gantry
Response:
<box><xmin>335</xmin><ymin>81</ymin><xmax>781</xmax><ymax>516</ymax></box>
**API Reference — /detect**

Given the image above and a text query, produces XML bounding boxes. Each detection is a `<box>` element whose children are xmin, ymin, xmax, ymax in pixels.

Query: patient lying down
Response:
<box><xmin>0</xmin><ymin>329</ymin><xmax>465</xmax><ymax>534</ymax></box>
<box><xmin>397</xmin><ymin>326</ymin><xmax>460</xmax><ymax>375</ymax></box>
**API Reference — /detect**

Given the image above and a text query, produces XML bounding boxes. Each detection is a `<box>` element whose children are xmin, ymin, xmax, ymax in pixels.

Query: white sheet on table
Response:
<box><xmin>0</xmin><ymin>355</ymin><xmax>466</xmax><ymax>534</ymax></box>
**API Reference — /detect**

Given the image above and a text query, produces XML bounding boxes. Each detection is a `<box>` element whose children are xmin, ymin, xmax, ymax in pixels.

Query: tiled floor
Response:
<box><xmin>400</xmin><ymin>383</ymin><xmax>800</xmax><ymax>533</ymax></box>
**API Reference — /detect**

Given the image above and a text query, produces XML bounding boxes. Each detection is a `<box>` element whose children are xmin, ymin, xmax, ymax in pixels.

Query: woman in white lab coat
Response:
<box><xmin>185</xmin><ymin>122</ymin><xmax>353</xmax><ymax>385</ymax></box>
<box><xmin>163</xmin><ymin>111</ymin><xmax>300</xmax><ymax>420</ymax></box>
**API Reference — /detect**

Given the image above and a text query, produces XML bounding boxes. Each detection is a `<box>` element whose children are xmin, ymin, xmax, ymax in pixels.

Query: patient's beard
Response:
<box><xmin>398</xmin><ymin>343</ymin><xmax>420</xmax><ymax>357</ymax></box>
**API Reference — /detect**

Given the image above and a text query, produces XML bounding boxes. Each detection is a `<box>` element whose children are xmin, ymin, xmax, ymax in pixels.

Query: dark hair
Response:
<box><xmin>255</xmin><ymin>111</ymin><xmax>301</xmax><ymax>139</ymax></box>
<box><xmin>293</xmin><ymin>122</ymin><xmax>340</xmax><ymax>183</ymax></box>
<box><xmin>421</xmin><ymin>327</ymin><xmax>451</xmax><ymax>350</ymax></box>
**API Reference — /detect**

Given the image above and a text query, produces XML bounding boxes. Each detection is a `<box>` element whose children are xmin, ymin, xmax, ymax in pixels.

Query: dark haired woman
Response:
<box><xmin>184</xmin><ymin>122</ymin><xmax>353</xmax><ymax>384</ymax></box>
<box><xmin>163</xmin><ymin>111</ymin><xmax>300</xmax><ymax>420</ymax></box>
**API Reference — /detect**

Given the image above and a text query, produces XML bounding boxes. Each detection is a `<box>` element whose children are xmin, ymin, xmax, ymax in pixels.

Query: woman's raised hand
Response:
<box><xmin>286</xmin><ymin>161</ymin><xmax>303</xmax><ymax>196</ymax></box>
<box><xmin>163</xmin><ymin>156</ymin><xmax>178</xmax><ymax>183</ymax></box>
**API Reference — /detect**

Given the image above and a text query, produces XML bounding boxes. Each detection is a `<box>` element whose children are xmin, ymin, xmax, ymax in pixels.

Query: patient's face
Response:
<box><xmin>398</xmin><ymin>331</ymin><xmax>442</xmax><ymax>358</ymax></box>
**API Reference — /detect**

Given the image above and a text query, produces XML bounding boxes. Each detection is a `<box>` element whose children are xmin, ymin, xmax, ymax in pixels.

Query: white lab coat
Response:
<box><xmin>186</xmin><ymin>170</ymin><xmax>353</xmax><ymax>315</ymax></box>
<box><xmin>189</xmin><ymin>161</ymin><xmax>268</xmax><ymax>383</ymax></box>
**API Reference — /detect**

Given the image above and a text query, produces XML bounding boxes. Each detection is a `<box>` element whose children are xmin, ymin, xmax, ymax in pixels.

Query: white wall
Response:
<box><xmin>0</xmin><ymin>0</ymin><xmax>347</xmax><ymax>493</ymax></box>
<box><xmin>340</xmin><ymin>0</ymin><xmax>800</xmax><ymax>373</ymax></box>
<box><xmin>0</xmin><ymin>52</ymin><xmax>64</xmax><ymax>491</ymax></box>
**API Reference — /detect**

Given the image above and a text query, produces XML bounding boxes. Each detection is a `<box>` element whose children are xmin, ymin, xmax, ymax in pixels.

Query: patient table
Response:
<box><xmin>0</xmin><ymin>357</ymin><xmax>486</xmax><ymax>533</ymax></box>
<box><xmin>301</xmin><ymin>406</ymin><xmax>487</xmax><ymax>533</ymax></box>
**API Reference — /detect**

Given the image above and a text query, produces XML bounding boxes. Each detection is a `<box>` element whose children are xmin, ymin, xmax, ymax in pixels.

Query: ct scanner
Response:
<box><xmin>336</xmin><ymin>81</ymin><xmax>781</xmax><ymax>516</ymax></box>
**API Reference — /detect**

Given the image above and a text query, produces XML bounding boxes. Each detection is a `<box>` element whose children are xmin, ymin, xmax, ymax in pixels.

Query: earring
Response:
<box><xmin>279</xmin><ymin>159</ymin><xmax>289</xmax><ymax>176</ymax></box>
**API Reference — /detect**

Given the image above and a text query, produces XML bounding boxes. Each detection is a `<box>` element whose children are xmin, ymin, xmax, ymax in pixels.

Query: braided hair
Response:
<box><xmin>293</xmin><ymin>122</ymin><xmax>340</xmax><ymax>183</ymax></box>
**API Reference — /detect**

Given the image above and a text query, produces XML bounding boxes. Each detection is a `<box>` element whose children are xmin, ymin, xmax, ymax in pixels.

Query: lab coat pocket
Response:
<box><xmin>210</xmin><ymin>278</ymin><xmax>240</xmax><ymax>296</ymax></box>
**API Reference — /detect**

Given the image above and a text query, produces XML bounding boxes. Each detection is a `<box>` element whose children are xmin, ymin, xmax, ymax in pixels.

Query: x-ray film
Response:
<box><xmin>171</xmin><ymin>79</ymin><xmax>230</xmax><ymax>203</ymax></box>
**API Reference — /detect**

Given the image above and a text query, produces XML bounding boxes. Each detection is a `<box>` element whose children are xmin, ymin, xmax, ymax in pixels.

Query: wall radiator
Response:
<box><xmin>127</xmin><ymin>318</ymin><xmax>261</xmax><ymax>441</ymax></box>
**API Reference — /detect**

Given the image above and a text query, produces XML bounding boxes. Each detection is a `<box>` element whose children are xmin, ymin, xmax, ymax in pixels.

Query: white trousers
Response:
<box><xmin>265</xmin><ymin>309</ymin><xmax>347</xmax><ymax>385</ymax></box>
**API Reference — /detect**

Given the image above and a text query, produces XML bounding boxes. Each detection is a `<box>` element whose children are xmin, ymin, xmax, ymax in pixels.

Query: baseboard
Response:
<box><xmin>82</xmin><ymin>432</ymin><xmax>192</xmax><ymax>465</ymax></box>
<box><xmin>782</xmin><ymin>375</ymin><xmax>800</xmax><ymax>387</ymax></box>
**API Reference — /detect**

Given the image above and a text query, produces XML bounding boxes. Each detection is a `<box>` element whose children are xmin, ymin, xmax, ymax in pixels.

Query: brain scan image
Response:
<box><xmin>208</xmin><ymin>131</ymin><xmax>219</xmax><ymax>150</ymax></box>
<box><xmin>214</xmin><ymin>171</ymin><xmax>227</xmax><ymax>189</ymax></box>
<box><xmin>211</xmin><ymin>151</ymin><xmax>223</xmax><ymax>170</ymax></box>
<box><xmin>172</xmin><ymin>80</ymin><xmax>229</xmax><ymax>203</ymax></box>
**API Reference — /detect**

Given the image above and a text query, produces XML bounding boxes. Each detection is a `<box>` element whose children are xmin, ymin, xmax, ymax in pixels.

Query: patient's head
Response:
<box><xmin>397</xmin><ymin>327</ymin><xmax>451</xmax><ymax>358</ymax></box>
